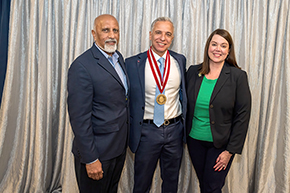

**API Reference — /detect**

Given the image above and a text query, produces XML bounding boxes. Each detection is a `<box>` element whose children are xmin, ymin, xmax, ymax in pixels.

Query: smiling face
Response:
<box><xmin>208</xmin><ymin>34</ymin><xmax>230</xmax><ymax>65</ymax></box>
<box><xmin>92</xmin><ymin>15</ymin><xmax>119</xmax><ymax>55</ymax></box>
<box><xmin>149</xmin><ymin>21</ymin><xmax>174</xmax><ymax>57</ymax></box>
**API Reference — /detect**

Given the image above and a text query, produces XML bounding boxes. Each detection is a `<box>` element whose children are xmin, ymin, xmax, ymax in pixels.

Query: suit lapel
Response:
<box><xmin>170</xmin><ymin>51</ymin><xmax>182</xmax><ymax>72</ymax></box>
<box><xmin>170</xmin><ymin>51</ymin><xmax>185</xmax><ymax>100</ymax></box>
<box><xmin>210</xmin><ymin>63</ymin><xmax>230</xmax><ymax>103</ymax></box>
<box><xmin>195</xmin><ymin>74</ymin><xmax>203</xmax><ymax>101</ymax></box>
<box><xmin>90</xmin><ymin>45</ymin><xmax>125</xmax><ymax>89</ymax></box>
<box><xmin>117</xmin><ymin>51</ymin><xmax>130</xmax><ymax>91</ymax></box>
<box><xmin>137</xmin><ymin>52</ymin><xmax>147</xmax><ymax>101</ymax></box>
<box><xmin>170</xmin><ymin>51</ymin><xmax>185</xmax><ymax>81</ymax></box>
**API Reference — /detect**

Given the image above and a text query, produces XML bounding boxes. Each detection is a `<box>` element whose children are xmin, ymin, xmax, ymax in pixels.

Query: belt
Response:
<box><xmin>143</xmin><ymin>115</ymin><xmax>182</xmax><ymax>126</ymax></box>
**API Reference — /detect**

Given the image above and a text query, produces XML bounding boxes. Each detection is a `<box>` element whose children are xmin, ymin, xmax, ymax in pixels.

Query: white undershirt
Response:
<box><xmin>143</xmin><ymin>51</ymin><xmax>182</xmax><ymax>120</ymax></box>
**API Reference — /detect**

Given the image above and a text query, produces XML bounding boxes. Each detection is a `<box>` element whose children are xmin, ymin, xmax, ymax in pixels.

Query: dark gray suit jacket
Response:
<box><xmin>67</xmin><ymin>44</ymin><xmax>129</xmax><ymax>163</ymax></box>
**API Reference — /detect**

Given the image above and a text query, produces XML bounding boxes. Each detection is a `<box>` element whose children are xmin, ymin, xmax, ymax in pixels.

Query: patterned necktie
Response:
<box><xmin>153</xmin><ymin>57</ymin><xmax>165</xmax><ymax>127</ymax></box>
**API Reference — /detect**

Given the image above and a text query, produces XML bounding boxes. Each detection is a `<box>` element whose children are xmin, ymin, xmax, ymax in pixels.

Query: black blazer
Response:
<box><xmin>186</xmin><ymin>63</ymin><xmax>251</xmax><ymax>154</ymax></box>
<box><xmin>67</xmin><ymin>44</ymin><xmax>129</xmax><ymax>163</ymax></box>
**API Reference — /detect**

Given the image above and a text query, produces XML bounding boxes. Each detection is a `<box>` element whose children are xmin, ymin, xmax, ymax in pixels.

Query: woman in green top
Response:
<box><xmin>186</xmin><ymin>29</ymin><xmax>251</xmax><ymax>193</ymax></box>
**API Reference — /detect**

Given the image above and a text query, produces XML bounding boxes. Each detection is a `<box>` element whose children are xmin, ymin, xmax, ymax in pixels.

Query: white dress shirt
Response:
<box><xmin>143</xmin><ymin>50</ymin><xmax>182</xmax><ymax>120</ymax></box>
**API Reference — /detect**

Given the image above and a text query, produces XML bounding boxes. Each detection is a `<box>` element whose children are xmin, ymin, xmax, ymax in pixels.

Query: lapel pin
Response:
<box><xmin>198</xmin><ymin>73</ymin><xmax>201</xmax><ymax>77</ymax></box>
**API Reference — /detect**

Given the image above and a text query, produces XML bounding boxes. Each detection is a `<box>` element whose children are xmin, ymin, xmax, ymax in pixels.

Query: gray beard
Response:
<box><xmin>103</xmin><ymin>43</ymin><xmax>117</xmax><ymax>53</ymax></box>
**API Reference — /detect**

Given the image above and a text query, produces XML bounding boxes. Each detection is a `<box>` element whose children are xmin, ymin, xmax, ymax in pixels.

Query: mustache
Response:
<box><xmin>105</xmin><ymin>39</ymin><xmax>117</xmax><ymax>43</ymax></box>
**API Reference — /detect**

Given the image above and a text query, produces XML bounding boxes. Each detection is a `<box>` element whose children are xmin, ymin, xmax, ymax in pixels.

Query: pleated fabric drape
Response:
<box><xmin>0</xmin><ymin>0</ymin><xmax>289</xmax><ymax>192</ymax></box>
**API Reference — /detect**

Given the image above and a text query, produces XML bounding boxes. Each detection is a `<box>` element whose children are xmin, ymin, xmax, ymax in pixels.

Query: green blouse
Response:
<box><xmin>189</xmin><ymin>76</ymin><xmax>217</xmax><ymax>142</ymax></box>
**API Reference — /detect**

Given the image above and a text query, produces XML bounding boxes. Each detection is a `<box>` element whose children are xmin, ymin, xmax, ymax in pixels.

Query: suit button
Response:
<box><xmin>210</xmin><ymin>104</ymin><xmax>213</xmax><ymax>108</ymax></box>
<box><xmin>142</xmin><ymin>107</ymin><xmax>144</xmax><ymax>110</ymax></box>
<box><xmin>139</xmin><ymin>122</ymin><xmax>142</xmax><ymax>125</ymax></box>
<box><xmin>211</xmin><ymin>121</ymin><xmax>215</xmax><ymax>124</ymax></box>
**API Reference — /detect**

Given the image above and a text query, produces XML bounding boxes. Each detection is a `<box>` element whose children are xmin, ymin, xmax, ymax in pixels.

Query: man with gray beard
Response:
<box><xmin>67</xmin><ymin>14</ymin><xmax>129</xmax><ymax>193</ymax></box>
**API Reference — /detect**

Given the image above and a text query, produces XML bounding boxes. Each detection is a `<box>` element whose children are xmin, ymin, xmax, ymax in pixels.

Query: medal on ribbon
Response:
<box><xmin>156</xmin><ymin>94</ymin><xmax>166</xmax><ymax>105</ymax></box>
<box><xmin>147</xmin><ymin>47</ymin><xmax>171</xmax><ymax>105</ymax></box>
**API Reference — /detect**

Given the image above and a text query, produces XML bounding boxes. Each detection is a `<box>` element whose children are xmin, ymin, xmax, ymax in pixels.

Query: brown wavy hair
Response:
<box><xmin>199</xmin><ymin>29</ymin><xmax>240</xmax><ymax>75</ymax></box>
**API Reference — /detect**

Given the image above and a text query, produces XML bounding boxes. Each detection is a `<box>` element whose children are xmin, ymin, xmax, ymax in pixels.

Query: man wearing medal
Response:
<box><xmin>126</xmin><ymin>17</ymin><xmax>187</xmax><ymax>193</ymax></box>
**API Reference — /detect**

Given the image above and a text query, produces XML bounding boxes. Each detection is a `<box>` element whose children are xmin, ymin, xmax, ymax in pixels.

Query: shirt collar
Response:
<box><xmin>151</xmin><ymin>49</ymin><xmax>167</xmax><ymax>61</ymax></box>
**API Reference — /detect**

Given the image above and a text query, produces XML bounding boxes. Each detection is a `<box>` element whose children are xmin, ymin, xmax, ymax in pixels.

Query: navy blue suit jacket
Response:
<box><xmin>186</xmin><ymin>63</ymin><xmax>251</xmax><ymax>154</ymax></box>
<box><xmin>67</xmin><ymin>44</ymin><xmax>129</xmax><ymax>163</ymax></box>
<box><xmin>125</xmin><ymin>50</ymin><xmax>187</xmax><ymax>153</ymax></box>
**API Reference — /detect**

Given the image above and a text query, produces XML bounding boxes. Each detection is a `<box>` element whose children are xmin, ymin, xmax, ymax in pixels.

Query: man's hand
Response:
<box><xmin>86</xmin><ymin>159</ymin><xmax>104</xmax><ymax>180</ymax></box>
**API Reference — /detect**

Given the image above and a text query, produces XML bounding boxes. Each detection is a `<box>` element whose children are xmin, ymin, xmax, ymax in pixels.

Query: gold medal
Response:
<box><xmin>156</xmin><ymin>94</ymin><xmax>167</xmax><ymax>105</ymax></box>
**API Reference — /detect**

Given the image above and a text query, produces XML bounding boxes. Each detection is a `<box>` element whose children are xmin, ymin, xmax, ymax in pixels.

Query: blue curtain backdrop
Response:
<box><xmin>0</xmin><ymin>0</ymin><xmax>11</xmax><ymax>106</ymax></box>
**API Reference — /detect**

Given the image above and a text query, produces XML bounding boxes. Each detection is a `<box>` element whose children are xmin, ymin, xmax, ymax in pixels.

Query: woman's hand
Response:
<box><xmin>213</xmin><ymin>150</ymin><xmax>233</xmax><ymax>171</ymax></box>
